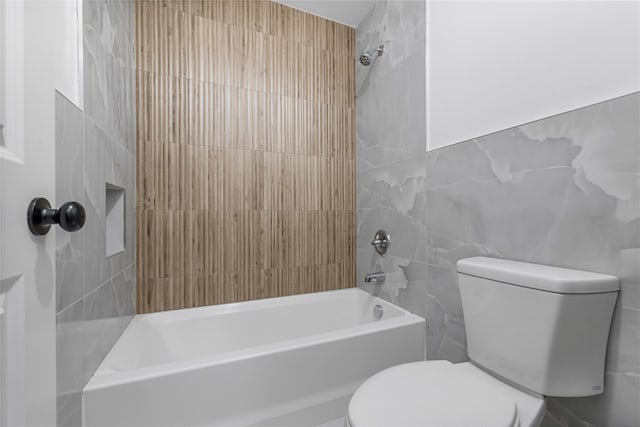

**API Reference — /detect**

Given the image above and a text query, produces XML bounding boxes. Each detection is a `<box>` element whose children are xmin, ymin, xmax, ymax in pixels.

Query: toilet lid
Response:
<box><xmin>348</xmin><ymin>361</ymin><xmax>519</xmax><ymax>427</ymax></box>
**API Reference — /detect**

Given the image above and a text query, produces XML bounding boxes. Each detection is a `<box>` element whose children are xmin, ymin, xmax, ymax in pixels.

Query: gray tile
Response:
<box><xmin>83</xmin><ymin>0</ymin><xmax>135</xmax><ymax>153</ymax></box>
<box><xmin>105</xmin><ymin>140</ymin><xmax>136</xmax><ymax>280</ymax></box>
<box><xmin>422</xmin><ymin>93</ymin><xmax>640</xmax><ymax>426</ymax></box>
<box><xmin>357</xmin><ymin>249</ymin><xmax>427</xmax><ymax>313</ymax></box>
<box><xmin>357</xmin><ymin>155</ymin><xmax>426</xmax><ymax>262</ymax></box>
<box><xmin>538</xmin><ymin>408</ymin><xmax>567</xmax><ymax>427</ymax></box>
<box><xmin>55</xmin><ymin>92</ymin><xmax>85</xmax><ymax>313</ymax></box>
<box><xmin>85</xmin><ymin>279</ymin><xmax>118</xmax><ymax>321</ymax></box>
<box><xmin>617</xmin><ymin>249</ymin><xmax>640</xmax><ymax>310</ymax></box>
<box><xmin>424</xmin><ymin>264</ymin><xmax>468</xmax><ymax>363</ymax></box>
<box><xmin>113</xmin><ymin>264</ymin><xmax>136</xmax><ymax>317</ymax></box>
<box><xmin>542</xmin><ymin>398</ymin><xmax>592</xmax><ymax>427</ymax></box>
<box><xmin>83</xmin><ymin>278</ymin><xmax>134</xmax><ymax>382</ymax></box>
<box><xmin>56</xmin><ymin>299</ymin><xmax>84</xmax><ymax>427</ymax></box>
<box><xmin>356</xmin><ymin>46</ymin><xmax>426</xmax><ymax>171</ymax></box>
<box><xmin>606</xmin><ymin>305</ymin><xmax>640</xmax><ymax>375</ymax></box>
<box><xmin>57</xmin><ymin>1</ymin><xmax>135</xmax><ymax>424</ymax></box>
<box><xmin>355</xmin><ymin>0</ymin><xmax>428</xmax><ymax>358</ymax></box>
<box><xmin>84</xmin><ymin>118</ymin><xmax>109</xmax><ymax>294</ymax></box>
<box><xmin>356</xmin><ymin>0</ymin><xmax>426</xmax><ymax>91</ymax></box>
<box><xmin>426</xmin><ymin>161</ymin><xmax>577</xmax><ymax>267</ymax></box>
<box><xmin>57</xmin><ymin>390</ymin><xmax>82</xmax><ymax>427</ymax></box>
<box><xmin>395</xmin><ymin>261</ymin><xmax>428</xmax><ymax>319</ymax></box>
<box><xmin>551</xmin><ymin>372</ymin><xmax>640</xmax><ymax>427</ymax></box>
<box><xmin>426</xmin><ymin>131</ymin><xmax>579</xmax><ymax>188</ymax></box>
<box><xmin>84</xmin><ymin>266</ymin><xmax>135</xmax><ymax>323</ymax></box>
<box><xmin>81</xmin><ymin>314</ymin><xmax>132</xmax><ymax>384</ymax></box>
<box><xmin>84</xmin><ymin>117</ymin><xmax>136</xmax><ymax>294</ymax></box>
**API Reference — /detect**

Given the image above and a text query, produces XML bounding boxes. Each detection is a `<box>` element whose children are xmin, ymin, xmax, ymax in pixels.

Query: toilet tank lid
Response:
<box><xmin>457</xmin><ymin>257</ymin><xmax>620</xmax><ymax>294</ymax></box>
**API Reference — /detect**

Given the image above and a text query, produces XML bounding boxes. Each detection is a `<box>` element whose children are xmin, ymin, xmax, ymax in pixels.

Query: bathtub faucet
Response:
<box><xmin>364</xmin><ymin>271</ymin><xmax>385</xmax><ymax>283</ymax></box>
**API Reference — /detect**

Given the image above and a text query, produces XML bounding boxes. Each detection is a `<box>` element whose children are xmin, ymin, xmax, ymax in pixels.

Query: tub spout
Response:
<box><xmin>364</xmin><ymin>272</ymin><xmax>385</xmax><ymax>283</ymax></box>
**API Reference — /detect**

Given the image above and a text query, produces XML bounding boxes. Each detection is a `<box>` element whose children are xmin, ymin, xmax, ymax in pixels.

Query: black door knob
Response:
<box><xmin>27</xmin><ymin>197</ymin><xmax>86</xmax><ymax>236</ymax></box>
<box><xmin>57</xmin><ymin>201</ymin><xmax>86</xmax><ymax>232</ymax></box>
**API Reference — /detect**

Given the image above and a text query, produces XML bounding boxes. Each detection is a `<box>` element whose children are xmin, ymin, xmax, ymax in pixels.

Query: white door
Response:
<box><xmin>1</xmin><ymin>1</ymin><xmax>81</xmax><ymax>425</ymax></box>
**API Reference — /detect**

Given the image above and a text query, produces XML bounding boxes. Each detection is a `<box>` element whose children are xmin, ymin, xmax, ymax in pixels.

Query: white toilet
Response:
<box><xmin>347</xmin><ymin>257</ymin><xmax>619</xmax><ymax>427</ymax></box>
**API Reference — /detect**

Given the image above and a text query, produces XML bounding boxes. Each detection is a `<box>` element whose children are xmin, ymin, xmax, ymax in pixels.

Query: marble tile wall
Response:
<box><xmin>55</xmin><ymin>1</ymin><xmax>136</xmax><ymax>426</ymax></box>
<box><xmin>356</xmin><ymin>5</ymin><xmax>638</xmax><ymax>424</ymax></box>
<box><xmin>355</xmin><ymin>0</ymin><xmax>427</xmax><ymax>316</ymax></box>
<box><xmin>426</xmin><ymin>93</ymin><xmax>640</xmax><ymax>426</ymax></box>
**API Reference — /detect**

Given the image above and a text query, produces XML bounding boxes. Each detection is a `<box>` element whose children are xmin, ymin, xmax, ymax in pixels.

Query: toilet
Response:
<box><xmin>347</xmin><ymin>257</ymin><xmax>619</xmax><ymax>427</ymax></box>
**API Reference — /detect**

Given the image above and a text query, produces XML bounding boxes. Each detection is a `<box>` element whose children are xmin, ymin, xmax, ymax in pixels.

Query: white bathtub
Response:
<box><xmin>82</xmin><ymin>288</ymin><xmax>425</xmax><ymax>426</ymax></box>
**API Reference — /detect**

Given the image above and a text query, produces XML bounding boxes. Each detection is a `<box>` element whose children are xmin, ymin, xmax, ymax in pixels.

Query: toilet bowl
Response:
<box><xmin>347</xmin><ymin>361</ymin><xmax>545</xmax><ymax>427</ymax></box>
<box><xmin>346</xmin><ymin>257</ymin><xmax>619</xmax><ymax>427</ymax></box>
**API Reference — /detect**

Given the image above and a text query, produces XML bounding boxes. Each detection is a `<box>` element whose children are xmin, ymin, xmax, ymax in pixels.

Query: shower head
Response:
<box><xmin>359</xmin><ymin>45</ymin><xmax>384</xmax><ymax>66</ymax></box>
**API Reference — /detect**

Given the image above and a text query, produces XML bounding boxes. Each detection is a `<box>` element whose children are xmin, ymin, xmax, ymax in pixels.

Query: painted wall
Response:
<box><xmin>135</xmin><ymin>0</ymin><xmax>355</xmax><ymax>313</ymax></box>
<box><xmin>356</xmin><ymin>1</ymin><xmax>428</xmax><ymax>317</ymax></box>
<box><xmin>427</xmin><ymin>0</ymin><xmax>640</xmax><ymax>151</ymax></box>
<box><xmin>273</xmin><ymin>0</ymin><xmax>374</xmax><ymax>27</ymax></box>
<box><xmin>426</xmin><ymin>92</ymin><xmax>640</xmax><ymax>426</ymax></box>
<box><xmin>55</xmin><ymin>1</ymin><xmax>136</xmax><ymax>425</ymax></box>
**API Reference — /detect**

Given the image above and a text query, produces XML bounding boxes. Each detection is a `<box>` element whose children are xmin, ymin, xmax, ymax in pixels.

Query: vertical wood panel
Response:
<box><xmin>136</xmin><ymin>0</ymin><xmax>355</xmax><ymax>313</ymax></box>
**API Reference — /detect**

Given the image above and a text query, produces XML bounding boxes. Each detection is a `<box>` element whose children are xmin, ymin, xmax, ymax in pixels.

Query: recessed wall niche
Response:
<box><xmin>106</xmin><ymin>184</ymin><xmax>125</xmax><ymax>257</ymax></box>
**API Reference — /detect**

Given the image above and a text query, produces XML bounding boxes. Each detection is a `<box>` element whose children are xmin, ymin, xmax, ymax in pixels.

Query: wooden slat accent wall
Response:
<box><xmin>135</xmin><ymin>0</ymin><xmax>356</xmax><ymax>313</ymax></box>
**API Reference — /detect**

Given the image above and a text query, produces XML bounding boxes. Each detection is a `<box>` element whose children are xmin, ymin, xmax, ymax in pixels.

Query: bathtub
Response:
<box><xmin>82</xmin><ymin>287</ymin><xmax>425</xmax><ymax>426</ymax></box>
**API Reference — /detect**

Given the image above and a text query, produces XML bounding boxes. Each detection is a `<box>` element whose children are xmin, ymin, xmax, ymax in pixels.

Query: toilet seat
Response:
<box><xmin>348</xmin><ymin>360</ymin><xmax>545</xmax><ymax>427</ymax></box>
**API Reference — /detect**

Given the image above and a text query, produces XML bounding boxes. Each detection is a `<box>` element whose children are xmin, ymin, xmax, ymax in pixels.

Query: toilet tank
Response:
<box><xmin>457</xmin><ymin>257</ymin><xmax>619</xmax><ymax>397</ymax></box>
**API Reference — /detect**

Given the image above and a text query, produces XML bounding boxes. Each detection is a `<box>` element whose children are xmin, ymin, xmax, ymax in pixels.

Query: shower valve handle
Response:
<box><xmin>370</xmin><ymin>229</ymin><xmax>391</xmax><ymax>256</ymax></box>
<box><xmin>371</xmin><ymin>239</ymin><xmax>388</xmax><ymax>248</ymax></box>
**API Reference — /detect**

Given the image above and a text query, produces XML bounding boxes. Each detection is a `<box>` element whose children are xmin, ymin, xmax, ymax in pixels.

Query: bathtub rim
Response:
<box><xmin>84</xmin><ymin>287</ymin><xmax>425</xmax><ymax>392</ymax></box>
<box><xmin>129</xmin><ymin>286</ymin><xmax>409</xmax><ymax>322</ymax></box>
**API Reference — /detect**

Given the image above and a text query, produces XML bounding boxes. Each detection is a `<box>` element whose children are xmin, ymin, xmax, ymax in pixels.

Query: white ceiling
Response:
<box><xmin>273</xmin><ymin>0</ymin><xmax>376</xmax><ymax>28</ymax></box>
